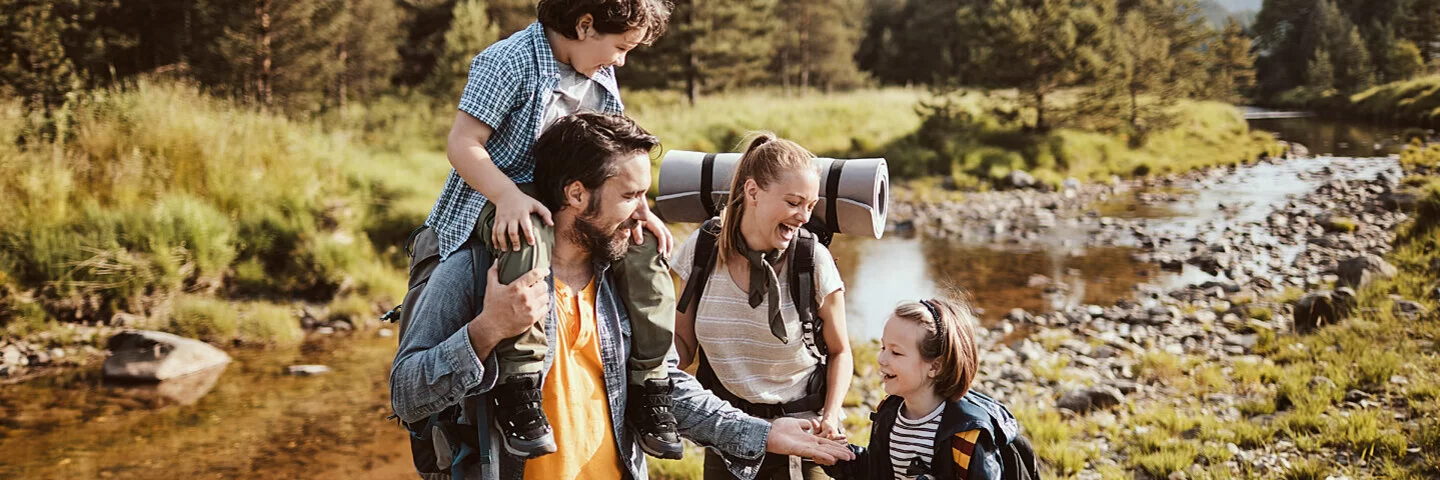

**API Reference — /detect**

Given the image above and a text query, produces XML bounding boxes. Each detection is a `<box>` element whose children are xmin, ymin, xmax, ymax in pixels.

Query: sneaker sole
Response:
<box><xmin>502</xmin><ymin>434</ymin><xmax>558</xmax><ymax>459</ymax></box>
<box><xmin>639</xmin><ymin>438</ymin><xmax>684</xmax><ymax>460</ymax></box>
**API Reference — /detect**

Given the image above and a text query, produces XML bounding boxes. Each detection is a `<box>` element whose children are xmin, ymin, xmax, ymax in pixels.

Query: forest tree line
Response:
<box><xmin>1</xmin><ymin>0</ymin><xmax>1435</xmax><ymax>129</ymax></box>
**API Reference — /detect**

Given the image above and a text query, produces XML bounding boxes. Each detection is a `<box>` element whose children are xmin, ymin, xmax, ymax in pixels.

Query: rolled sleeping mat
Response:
<box><xmin>655</xmin><ymin>151</ymin><xmax>890</xmax><ymax>239</ymax></box>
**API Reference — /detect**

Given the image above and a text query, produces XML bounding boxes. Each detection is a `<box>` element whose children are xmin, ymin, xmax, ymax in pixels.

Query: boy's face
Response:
<box><xmin>877</xmin><ymin>316</ymin><xmax>939</xmax><ymax>400</ymax></box>
<box><xmin>570</xmin><ymin>21</ymin><xmax>646</xmax><ymax>77</ymax></box>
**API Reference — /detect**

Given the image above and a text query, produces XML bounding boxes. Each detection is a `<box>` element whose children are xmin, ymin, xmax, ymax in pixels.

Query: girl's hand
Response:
<box><xmin>818</xmin><ymin>410</ymin><xmax>847</xmax><ymax>441</ymax></box>
<box><xmin>631</xmin><ymin>206</ymin><xmax>674</xmax><ymax>257</ymax></box>
<box><xmin>492</xmin><ymin>191</ymin><xmax>554</xmax><ymax>251</ymax></box>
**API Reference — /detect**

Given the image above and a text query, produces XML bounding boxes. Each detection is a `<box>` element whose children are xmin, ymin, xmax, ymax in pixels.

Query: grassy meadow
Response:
<box><xmin>1270</xmin><ymin>75</ymin><xmax>1440</xmax><ymax>127</ymax></box>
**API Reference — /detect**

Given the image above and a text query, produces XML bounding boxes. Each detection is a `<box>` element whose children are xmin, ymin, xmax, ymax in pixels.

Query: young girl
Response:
<box><xmin>826</xmin><ymin>298</ymin><xmax>1023</xmax><ymax>480</ymax></box>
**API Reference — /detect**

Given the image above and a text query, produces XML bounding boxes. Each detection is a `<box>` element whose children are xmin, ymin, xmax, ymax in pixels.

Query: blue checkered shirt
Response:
<box><xmin>425</xmin><ymin>21</ymin><xmax>626</xmax><ymax>260</ymax></box>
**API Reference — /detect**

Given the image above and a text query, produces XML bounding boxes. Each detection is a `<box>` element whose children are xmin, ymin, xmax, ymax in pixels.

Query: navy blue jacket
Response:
<box><xmin>825</xmin><ymin>391</ymin><xmax>1021</xmax><ymax>480</ymax></box>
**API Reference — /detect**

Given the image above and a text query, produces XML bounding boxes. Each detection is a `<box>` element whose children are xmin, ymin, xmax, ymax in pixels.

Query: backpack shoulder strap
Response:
<box><xmin>789</xmin><ymin>227</ymin><xmax>828</xmax><ymax>362</ymax></box>
<box><xmin>677</xmin><ymin>217</ymin><xmax>722</xmax><ymax>314</ymax></box>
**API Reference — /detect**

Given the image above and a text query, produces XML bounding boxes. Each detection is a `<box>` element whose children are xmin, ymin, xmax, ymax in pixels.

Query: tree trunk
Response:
<box><xmin>1130</xmin><ymin>86</ymin><xmax>1138</xmax><ymax>130</ymax></box>
<box><xmin>256</xmin><ymin>0</ymin><xmax>273</xmax><ymax>107</ymax></box>
<box><xmin>1034</xmin><ymin>90</ymin><xmax>1046</xmax><ymax>131</ymax></box>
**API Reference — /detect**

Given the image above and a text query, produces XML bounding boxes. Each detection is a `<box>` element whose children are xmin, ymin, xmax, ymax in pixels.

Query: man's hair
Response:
<box><xmin>537</xmin><ymin>0</ymin><xmax>672</xmax><ymax>46</ymax></box>
<box><xmin>532</xmin><ymin>113</ymin><xmax>659</xmax><ymax>213</ymax></box>
<box><xmin>892</xmin><ymin>296</ymin><xmax>980</xmax><ymax>401</ymax></box>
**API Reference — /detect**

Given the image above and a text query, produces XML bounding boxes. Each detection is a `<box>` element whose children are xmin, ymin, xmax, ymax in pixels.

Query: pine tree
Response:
<box><xmin>0</xmin><ymin>0</ymin><xmax>81</xmax><ymax>113</ymax></box>
<box><xmin>958</xmin><ymin>0</ymin><xmax>1113</xmax><ymax>131</ymax></box>
<box><xmin>1110</xmin><ymin>9</ymin><xmax>1176</xmax><ymax>131</ymax></box>
<box><xmin>426</xmin><ymin>0</ymin><xmax>500</xmax><ymax>100</ymax></box>
<box><xmin>219</xmin><ymin>0</ymin><xmax>350</xmax><ymax>110</ymax></box>
<box><xmin>1306</xmin><ymin>46</ymin><xmax>1335</xmax><ymax>91</ymax></box>
<box><xmin>622</xmin><ymin>0</ymin><xmax>778</xmax><ymax>103</ymax></box>
<box><xmin>1207</xmin><ymin>17</ymin><xmax>1256</xmax><ymax>102</ymax></box>
<box><xmin>774</xmin><ymin>0</ymin><xmax>867</xmax><ymax>94</ymax></box>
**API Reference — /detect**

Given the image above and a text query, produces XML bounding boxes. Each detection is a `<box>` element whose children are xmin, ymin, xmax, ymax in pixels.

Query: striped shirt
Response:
<box><xmin>672</xmin><ymin>229</ymin><xmax>845</xmax><ymax>404</ymax></box>
<box><xmin>889</xmin><ymin>402</ymin><xmax>944</xmax><ymax>480</ymax></box>
<box><xmin>425</xmin><ymin>21</ymin><xmax>625</xmax><ymax>260</ymax></box>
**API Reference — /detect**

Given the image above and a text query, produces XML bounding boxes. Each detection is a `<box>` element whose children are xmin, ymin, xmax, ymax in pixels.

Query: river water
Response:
<box><xmin>0</xmin><ymin>114</ymin><xmax>1411</xmax><ymax>478</ymax></box>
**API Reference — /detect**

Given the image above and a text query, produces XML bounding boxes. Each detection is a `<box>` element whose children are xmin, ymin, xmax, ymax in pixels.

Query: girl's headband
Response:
<box><xmin>919</xmin><ymin>299</ymin><xmax>947</xmax><ymax>350</ymax></box>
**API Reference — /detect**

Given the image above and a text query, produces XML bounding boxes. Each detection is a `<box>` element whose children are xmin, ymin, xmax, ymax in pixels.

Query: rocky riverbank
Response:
<box><xmin>865</xmin><ymin>149</ymin><xmax>1430</xmax><ymax>477</ymax></box>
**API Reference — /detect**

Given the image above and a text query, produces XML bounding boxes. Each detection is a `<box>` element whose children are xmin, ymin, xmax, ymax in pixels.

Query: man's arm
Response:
<box><xmin>390</xmin><ymin>254</ymin><xmax>550</xmax><ymax>423</ymax></box>
<box><xmin>667</xmin><ymin>359</ymin><xmax>854</xmax><ymax>479</ymax></box>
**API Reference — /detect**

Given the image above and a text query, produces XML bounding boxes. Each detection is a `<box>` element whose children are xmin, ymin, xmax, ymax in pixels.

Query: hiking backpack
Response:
<box><xmin>674</xmin><ymin>217</ymin><xmax>836</xmax><ymax>416</ymax></box>
<box><xmin>383</xmin><ymin>226</ymin><xmax>492</xmax><ymax>478</ymax></box>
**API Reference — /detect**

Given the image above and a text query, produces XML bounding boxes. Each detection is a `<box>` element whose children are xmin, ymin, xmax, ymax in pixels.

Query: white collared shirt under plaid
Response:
<box><xmin>424</xmin><ymin>21</ymin><xmax>625</xmax><ymax>260</ymax></box>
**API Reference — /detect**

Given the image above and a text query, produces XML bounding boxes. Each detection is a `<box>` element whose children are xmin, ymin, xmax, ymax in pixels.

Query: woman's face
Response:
<box><xmin>877</xmin><ymin>315</ymin><xmax>938</xmax><ymax>399</ymax></box>
<box><xmin>739</xmin><ymin>169</ymin><xmax>820</xmax><ymax>251</ymax></box>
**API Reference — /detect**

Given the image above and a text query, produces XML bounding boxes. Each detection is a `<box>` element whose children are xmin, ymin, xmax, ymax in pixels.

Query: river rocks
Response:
<box><xmin>102</xmin><ymin>330</ymin><xmax>232</xmax><ymax>382</ymax></box>
<box><xmin>1006</xmin><ymin>170</ymin><xmax>1037</xmax><ymax>190</ymax></box>
<box><xmin>287</xmin><ymin>365</ymin><xmax>332</xmax><ymax>376</ymax></box>
<box><xmin>1293</xmin><ymin>290</ymin><xmax>1356</xmax><ymax>334</ymax></box>
<box><xmin>1394</xmin><ymin>299</ymin><xmax>1428</xmax><ymax>319</ymax></box>
<box><xmin>1336</xmin><ymin>254</ymin><xmax>1398</xmax><ymax>289</ymax></box>
<box><xmin>1058</xmin><ymin>386</ymin><xmax>1126</xmax><ymax>413</ymax></box>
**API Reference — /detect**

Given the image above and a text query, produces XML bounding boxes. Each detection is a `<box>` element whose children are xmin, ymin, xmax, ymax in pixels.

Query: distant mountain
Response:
<box><xmin>1213</xmin><ymin>0</ymin><xmax>1261</xmax><ymax>11</ymax></box>
<box><xmin>1197</xmin><ymin>0</ymin><xmax>1257</xmax><ymax>28</ymax></box>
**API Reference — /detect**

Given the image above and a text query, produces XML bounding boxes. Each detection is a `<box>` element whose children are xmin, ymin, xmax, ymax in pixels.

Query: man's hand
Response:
<box><xmin>468</xmin><ymin>264</ymin><xmax>549</xmax><ymax>358</ymax></box>
<box><xmin>632</xmin><ymin>206</ymin><xmax>674</xmax><ymax>257</ymax></box>
<box><xmin>492</xmin><ymin>191</ymin><xmax>554</xmax><ymax>252</ymax></box>
<box><xmin>764</xmin><ymin>417</ymin><xmax>855</xmax><ymax>466</ymax></box>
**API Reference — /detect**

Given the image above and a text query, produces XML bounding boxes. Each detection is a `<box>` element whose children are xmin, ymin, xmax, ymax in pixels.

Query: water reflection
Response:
<box><xmin>106</xmin><ymin>363</ymin><xmax>230</xmax><ymax>408</ymax></box>
<box><xmin>0</xmin><ymin>336</ymin><xmax>412</xmax><ymax>479</ymax></box>
<box><xmin>1248</xmin><ymin>115</ymin><xmax>1411</xmax><ymax>158</ymax></box>
<box><xmin>832</xmin><ymin>234</ymin><xmax>1163</xmax><ymax>339</ymax></box>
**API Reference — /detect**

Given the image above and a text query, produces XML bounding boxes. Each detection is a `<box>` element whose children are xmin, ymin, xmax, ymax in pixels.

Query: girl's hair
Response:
<box><xmin>892</xmin><ymin>296</ymin><xmax>980</xmax><ymax>401</ymax></box>
<box><xmin>716</xmin><ymin>133</ymin><xmax>817</xmax><ymax>266</ymax></box>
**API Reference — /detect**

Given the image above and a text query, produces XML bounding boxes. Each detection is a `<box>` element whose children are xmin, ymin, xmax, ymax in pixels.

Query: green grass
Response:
<box><xmin>0</xmin><ymin>80</ymin><xmax>425</xmax><ymax>338</ymax></box>
<box><xmin>625</xmin><ymin>87</ymin><xmax>926</xmax><ymax>157</ymax></box>
<box><xmin>1270</xmin><ymin>75</ymin><xmax>1440</xmax><ymax>126</ymax></box>
<box><xmin>881</xmin><ymin>95</ymin><xmax>1281</xmax><ymax>189</ymax></box>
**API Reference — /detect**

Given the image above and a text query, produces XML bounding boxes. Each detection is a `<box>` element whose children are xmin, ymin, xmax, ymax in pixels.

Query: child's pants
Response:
<box><xmin>475</xmin><ymin>184</ymin><xmax>675</xmax><ymax>386</ymax></box>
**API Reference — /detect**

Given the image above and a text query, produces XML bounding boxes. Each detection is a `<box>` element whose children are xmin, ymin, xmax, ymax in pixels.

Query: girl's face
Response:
<box><xmin>877</xmin><ymin>315</ymin><xmax>939</xmax><ymax>399</ymax></box>
<box><xmin>740</xmin><ymin>169</ymin><xmax>820</xmax><ymax>251</ymax></box>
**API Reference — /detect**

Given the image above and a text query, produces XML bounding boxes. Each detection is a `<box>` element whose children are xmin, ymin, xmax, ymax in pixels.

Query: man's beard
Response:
<box><xmin>570</xmin><ymin>203</ymin><xmax>636</xmax><ymax>263</ymax></box>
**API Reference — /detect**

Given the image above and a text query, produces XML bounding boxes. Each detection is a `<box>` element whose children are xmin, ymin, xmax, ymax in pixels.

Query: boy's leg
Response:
<box><xmin>612</xmin><ymin>230</ymin><xmax>677</xmax><ymax>384</ymax></box>
<box><xmin>474</xmin><ymin>193</ymin><xmax>555</xmax><ymax>458</ymax></box>
<box><xmin>615</xmin><ymin>230</ymin><xmax>684</xmax><ymax>459</ymax></box>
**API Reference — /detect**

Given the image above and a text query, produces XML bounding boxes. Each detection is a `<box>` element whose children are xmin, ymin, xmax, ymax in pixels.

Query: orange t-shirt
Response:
<box><xmin>522</xmin><ymin>277</ymin><xmax>624</xmax><ymax>480</ymax></box>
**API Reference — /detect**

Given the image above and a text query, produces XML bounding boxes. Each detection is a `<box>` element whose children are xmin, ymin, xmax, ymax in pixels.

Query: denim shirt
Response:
<box><xmin>391</xmin><ymin>247</ymin><xmax>771</xmax><ymax>479</ymax></box>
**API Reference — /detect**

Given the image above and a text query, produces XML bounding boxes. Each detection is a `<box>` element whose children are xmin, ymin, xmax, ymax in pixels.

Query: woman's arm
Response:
<box><xmin>818</xmin><ymin>289</ymin><xmax>853</xmax><ymax>440</ymax></box>
<box><xmin>673</xmin><ymin>276</ymin><xmax>700</xmax><ymax>369</ymax></box>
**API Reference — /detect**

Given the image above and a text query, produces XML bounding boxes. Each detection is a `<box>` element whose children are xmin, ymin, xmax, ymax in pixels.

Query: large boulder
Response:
<box><xmin>1336</xmin><ymin>255</ymin><xmax>1398</xmax><ymax>289</ymax></box>
<box><xmin>103</xmin><ymin>330</ymin><xmax>231</xmax><ymax>382</ymax></box>
<box><xmin>1006</xmin><ymin>170</ymin><xmax>1037</xmax><ymax>190</ymax></box>
<box><xmin>1057</xmin><ymin>386</ymin><xmax>1125</xmax><ymax>413</ymax></box>
<box><xmin>1293</xmin><ymin>288</ymin><xmax>1356</xmax><ymax>334</ymax></box>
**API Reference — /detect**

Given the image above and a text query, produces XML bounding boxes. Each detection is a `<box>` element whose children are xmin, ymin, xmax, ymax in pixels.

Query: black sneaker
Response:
<box><xmin>490</xmin><ymin>374</ymin><xmax>556</xmax><ymax>458</ymax></box>
<box><xmin>628</xmin><ymin>378</ymin><xmax>683</xmax><ymax>459</ymax></box>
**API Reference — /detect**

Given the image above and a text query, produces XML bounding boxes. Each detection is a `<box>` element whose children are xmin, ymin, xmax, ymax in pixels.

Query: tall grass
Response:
<box><xmin>883</xmin><ymin>96</ymin><xmax>1281</xmax><ymax>189</ymax></box>
<box><xmin>1270</xmin><ymin>75</ymin><xmax>1440</xmax><ymax>125</ymax></box>
<box><xmin>0</xmin><ymin>81</ymin><xmax>418</xmax><ymax>331</ymax></box>
<box><xmin>625</xmin><ymin>87</ymin><xmax>927</xmax><ymax>156</ymax></box>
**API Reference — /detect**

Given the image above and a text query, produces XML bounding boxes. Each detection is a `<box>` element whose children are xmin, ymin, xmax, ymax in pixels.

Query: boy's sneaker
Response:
<box><xmin>490</xmin><ymin>374</ymin><xmax>556</xmax><ymax>458</ymax></box>
<box><xmin>628</xmin><ymin>378</ymin><xmax>683</xmax><ymax>459</ymax></box>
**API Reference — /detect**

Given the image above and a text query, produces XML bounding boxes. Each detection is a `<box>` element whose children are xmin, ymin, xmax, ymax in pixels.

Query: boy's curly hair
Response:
<box><xmin>537</xmin><ymin>0</ymin><xmax>673</xmax><ymax>46</ymax></box>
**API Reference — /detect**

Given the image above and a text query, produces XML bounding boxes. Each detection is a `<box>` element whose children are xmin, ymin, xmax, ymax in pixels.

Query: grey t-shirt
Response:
<box><xmin>539</xmin><ymin>63</ymin><xmax>604</xmax><ymax>135</ymax></box>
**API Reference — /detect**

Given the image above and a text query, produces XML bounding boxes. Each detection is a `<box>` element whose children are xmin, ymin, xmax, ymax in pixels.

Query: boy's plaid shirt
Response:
<box><xmin>425</xmin><ymin>21</ymin><xmax>625</xmax><ymax>260</ymax></box>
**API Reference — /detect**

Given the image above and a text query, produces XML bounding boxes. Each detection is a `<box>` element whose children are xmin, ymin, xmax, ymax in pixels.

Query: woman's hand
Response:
<box><xmin>818</xmin><ymin>410</ymin><xmax>847</xmax><ymax>442</ymax></box>
<box><xmin>492</xmin><ymin>191</ymin><xmax>554</xmax><ymax>251</ymax></box>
